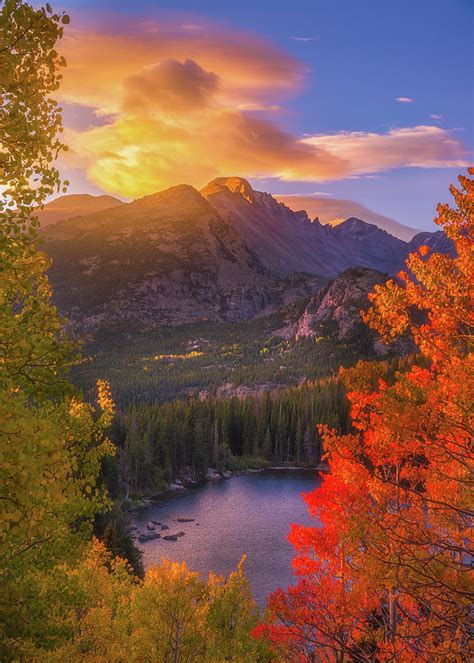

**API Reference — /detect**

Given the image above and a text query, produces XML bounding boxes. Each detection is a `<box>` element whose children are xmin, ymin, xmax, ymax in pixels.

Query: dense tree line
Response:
<box><xmin>109</xmin><ymin>380</ymin><xmax>350</xmax><ymax>497</ymax></box>
<box><xmin>74</xmin><ymin>319</ymin><xmax>380</xmax><ymax>408</ymax></box>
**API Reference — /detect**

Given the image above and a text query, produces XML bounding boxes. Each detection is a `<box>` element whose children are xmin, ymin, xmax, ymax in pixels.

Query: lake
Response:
<box><xmin>133</xmin><ymin>469</ymin><xmax>321</xmax><ymax>607</ymax></box>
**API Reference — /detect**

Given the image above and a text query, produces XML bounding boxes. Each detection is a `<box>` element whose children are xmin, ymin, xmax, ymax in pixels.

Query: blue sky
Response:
<box><xmin>57</xmin><ymin>0</ymin><xmax>473</xmax><ymax>230</ymax></box>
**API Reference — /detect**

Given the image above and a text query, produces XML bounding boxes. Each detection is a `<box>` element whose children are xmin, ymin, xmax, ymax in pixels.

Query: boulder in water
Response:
<box><xmin>138</xmin><ymin>532</ymin><xmax>161</xmax><ymax>543</ymax></box>
<box><xmin>163</xmin><ymin>533</ymin><xmax>178</xmax><ymax>541</ymax></box>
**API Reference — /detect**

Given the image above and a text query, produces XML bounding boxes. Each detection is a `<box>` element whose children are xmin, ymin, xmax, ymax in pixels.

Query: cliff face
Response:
<box><xmin>276</xmin><ymin>267</ymin><xmax>390</xmax><ymax>351</ymax></box>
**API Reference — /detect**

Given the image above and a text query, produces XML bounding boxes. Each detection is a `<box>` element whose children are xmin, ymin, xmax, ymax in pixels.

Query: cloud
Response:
<box><xmin>123</xmin><ymin>59</ymin><xmax>220</xmax><ymax>113</ymax></box>
<box><xmin>58</xmin><ymin>14</ymin><xmax>470</xmax><ymax>197</ymax></box>
<box><xmin>290</xmin><ymin>36</ymin><xmax>317</xmax><ymax>42</ymax></box>
<box><xmin>302</xmin><ymin>126</ymin><xmax>469</xmax><ymax>177</ymax></box>
<box><xmin>396</xmin><ymin>97</ymin><xmax>414</xmax><ymax>103</ymax></box>
<box><xmin>275</xmin><ymin>191</ymin><xmax>333</xmax><ymax>197</ymax></box>
<box><xmin>430</xmin><ymin>114</ymin><xmax>443</xmax><ymax>120</ymax></box>
<box><xmin>59</xmin><ymin>18</ymin><xmax>307</xmax><ymax>114</ymax></box>
<box><xmin>65</xmin><ymin>107</ymin><xmax>345</xmax><ymax>198</ymax></box>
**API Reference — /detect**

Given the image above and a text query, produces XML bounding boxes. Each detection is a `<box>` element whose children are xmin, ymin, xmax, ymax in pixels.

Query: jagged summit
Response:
<box><xmin>201</xmin><ymin>177</ymin><xmax>255</xmax><ymax>200</ymax></box>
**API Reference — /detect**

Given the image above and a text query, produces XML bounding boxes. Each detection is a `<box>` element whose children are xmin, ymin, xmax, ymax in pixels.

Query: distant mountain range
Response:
<box><xmin>42</xmin><ymin>177</ymin><xmax>454</xmax><ymax>332</ymax></box>
<box><xmin>275</xmin><ymin>194</ymin><xmax>419</xmax><ymax>242</ymax></box>
<box><xmin>38</xmin><ymin>193</ymin><xmax>124</xmax><ymax>226</ymax></box>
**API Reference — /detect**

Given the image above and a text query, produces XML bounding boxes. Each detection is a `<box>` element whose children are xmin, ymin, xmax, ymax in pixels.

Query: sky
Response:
<box><xmin>53</xmin><ymin>0</ymin><xmax>473</xmax><ymax>231</ymax></box>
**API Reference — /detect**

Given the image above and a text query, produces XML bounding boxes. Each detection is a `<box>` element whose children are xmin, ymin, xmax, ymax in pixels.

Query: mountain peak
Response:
<box><xmin>201</xmin><ymin>177</ymin><xmax>255</xmax><ymax>201</ymax></box>
<box><xmin>337</xmin><ymin>217</ymin><xmax>378</xmax><ymax>232</ymax></box>
<box><xmin>131</xmin><ymin>184</ymin><xmax>211</xmax><ymax>213</ymax></box>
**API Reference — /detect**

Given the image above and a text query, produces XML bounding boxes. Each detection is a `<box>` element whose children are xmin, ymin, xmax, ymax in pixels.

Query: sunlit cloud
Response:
<box><xmin>57</xmin><ymin>15</ymin><xmax>470</xmax><ymax>198</ymax></box>
<box><xmin>59</xmin><ymin>17</ymin><xmax>307</xmax><ymax>114</ymax></box>
<box><xmin>302</xmin><ymin>126</ymin><xmax>469</xmax><ymax>177</ymax></box>
<box><xmin>396</xmin><ymin>97</ymin><xmax>414</xmax><ymax>103</ymax></box>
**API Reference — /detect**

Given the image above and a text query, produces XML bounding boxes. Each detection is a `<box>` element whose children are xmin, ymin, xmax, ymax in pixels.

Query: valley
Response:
<box><xmin>41</xmin><ymin>178</ymin><xmax>428</xmax><ymax>501</ymax></box>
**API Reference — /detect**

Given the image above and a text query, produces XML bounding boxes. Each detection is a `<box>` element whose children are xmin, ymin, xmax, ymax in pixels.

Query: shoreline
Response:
<box><xmin>125</xmin><ymin>464</ymin><xmax>328</xmax><ymax>513</ymax></box>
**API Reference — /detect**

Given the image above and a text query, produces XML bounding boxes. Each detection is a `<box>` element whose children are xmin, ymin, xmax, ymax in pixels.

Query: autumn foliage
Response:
<box><xmin>257</xmin><ymin>170</ymin><xmax>473</xmax><ymax>661</ymax></box>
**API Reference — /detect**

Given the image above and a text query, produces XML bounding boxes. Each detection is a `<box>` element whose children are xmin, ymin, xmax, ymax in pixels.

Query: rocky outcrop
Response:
<box><xmin>214</xmin><ymin>382</ymin><xmax>286</xmax><ymax>400</ymax></box>
<box><xmin>276</xmin><ymin>267</ymin><xmax>389</xmax><ymax>350</ymax></box>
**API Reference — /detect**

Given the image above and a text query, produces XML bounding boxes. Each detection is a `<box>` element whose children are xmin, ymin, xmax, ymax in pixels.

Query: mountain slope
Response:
<box><xmin>408</xmin><ymin>230</ymin><xmax>455</xmax><ymax>255</ymax></box>
<box><xmin>202</xmin><ymin>177</ymin><xmax>415</xmax><ymax>277</ymax></box>
<box><xmin>201</xmin><ymin>176</ymin><xmax>343</xmax><ymax>276</ymax></box>
<box><xmin>38</xmin><ymin>193</ymin><xmax>125</xmax><ymax>227</ymax></box>
<box><xmin>45</xmin><ymin>185</ymin><xmax>317</xmax><ymax>330</ymax></box>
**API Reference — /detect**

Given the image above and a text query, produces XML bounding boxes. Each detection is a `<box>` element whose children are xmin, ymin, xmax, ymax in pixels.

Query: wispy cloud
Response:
<box><xmin>430</xmin><ymin>114</ymin><xmax>443</xmax><ymax>120</ymax></box>
<box><xmin>290</xmin><ymin>36</ymin><xmax>317</xmax><ymax>42</ymax></box>
<box><xmin>396</xmin><ymin>97</ymin><xmax>414</xmax><ymax>103</ymax></box>
<box><xmin>303</xmin><ymin>126</ymin><xmax>469</xmax><ymax>177</ymax></box>
<box><xmin>274</xmin><ymin>191</ymin><xmax>333</xmax><ymax>197</ymax></box>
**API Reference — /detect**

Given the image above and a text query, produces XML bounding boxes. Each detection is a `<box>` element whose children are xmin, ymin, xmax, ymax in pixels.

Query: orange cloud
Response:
<box><xmin>123</xmin><ymin>59</ymin><xmax>220</xmax><ymax>113</ymax></box>
<box><xmin>59</xmin><ymin>18</ymin><xmax>306</xmax><ymax>113</ymax></box>
<box><xmin>58</xmin><ymin>15</ymin><xmax>470</xmax><ymax>197</ymax></box>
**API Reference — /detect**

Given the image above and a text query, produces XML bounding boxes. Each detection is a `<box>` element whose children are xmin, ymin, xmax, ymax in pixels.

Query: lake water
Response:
<box><xmin>133</xmin><ymin>469</ymin><xmax>321</xmax><ymax>607</ymax></box>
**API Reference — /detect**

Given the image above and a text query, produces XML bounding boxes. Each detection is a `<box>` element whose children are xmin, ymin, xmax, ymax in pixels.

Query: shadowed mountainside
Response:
<box><xmin>43</xmin><ymin>177</ymin><xmax>454</xmax><ymax>333</ymax></box>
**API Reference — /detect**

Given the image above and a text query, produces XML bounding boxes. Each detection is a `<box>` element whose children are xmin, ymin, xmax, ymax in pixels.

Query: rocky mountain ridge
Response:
<box><xmin>42</xmin><ymin>177</ymin><xmax>454</xmax><ymax>333</ymax></box>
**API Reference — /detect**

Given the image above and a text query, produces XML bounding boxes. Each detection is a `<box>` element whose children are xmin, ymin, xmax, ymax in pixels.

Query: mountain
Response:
<box><xmin>44</xmin><ymin>184</ymin><xmax>320</xmax><ymax>330</ymax></box>
<box><xmin>202</xmin><ymin>177</ymin><xmax>422</xmax><ymax>277</ymax></box>
<box><xmin>274</xmin><ymin>193</ymin><xmax>420</xmax><ymax>241</ymax></box>
<box><xmin>408</xmin><ymin>230</ymin><xmax>455</xmax><ymax>255</ymax></box>
<box><xmin>38</xmin><ymin>193</ymin><xmax>124</xmax><ymax>227</ymax></box>
<box><xmin>43</xmin><ymin>177</ymin><xmax>454</xmax><ymax>333</ymax></box>
<box><xmin>330</xmin><ymin>217</ymin><xmax>409</xmax><ymax>274</ymax></box>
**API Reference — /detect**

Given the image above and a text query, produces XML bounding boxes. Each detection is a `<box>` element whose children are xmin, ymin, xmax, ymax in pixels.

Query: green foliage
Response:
<box><xmin>0</xmin><ymin>3</ymin><xmax>115</xmax><ymax>657</ymax></box>
<box><xmin>27</xmin><ymin>541</ymin><xmax>274</xmax><ymax>661</ymax></box>
<box><xmin>0</xmin><ymin>0</ymin><xmax>69</xmax><ymax>238</ymax></box>
<box><xmin>73</xmin><ymin>314</ymin><xmax>379</xmax><ymax>408</ymax></box>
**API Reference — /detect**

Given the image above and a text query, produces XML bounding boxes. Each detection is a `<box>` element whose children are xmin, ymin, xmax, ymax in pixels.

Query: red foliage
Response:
<box><xmin>257</xmin><ymin>170</ymin><xmax>473</xmax><ymax>661</ymax></box>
